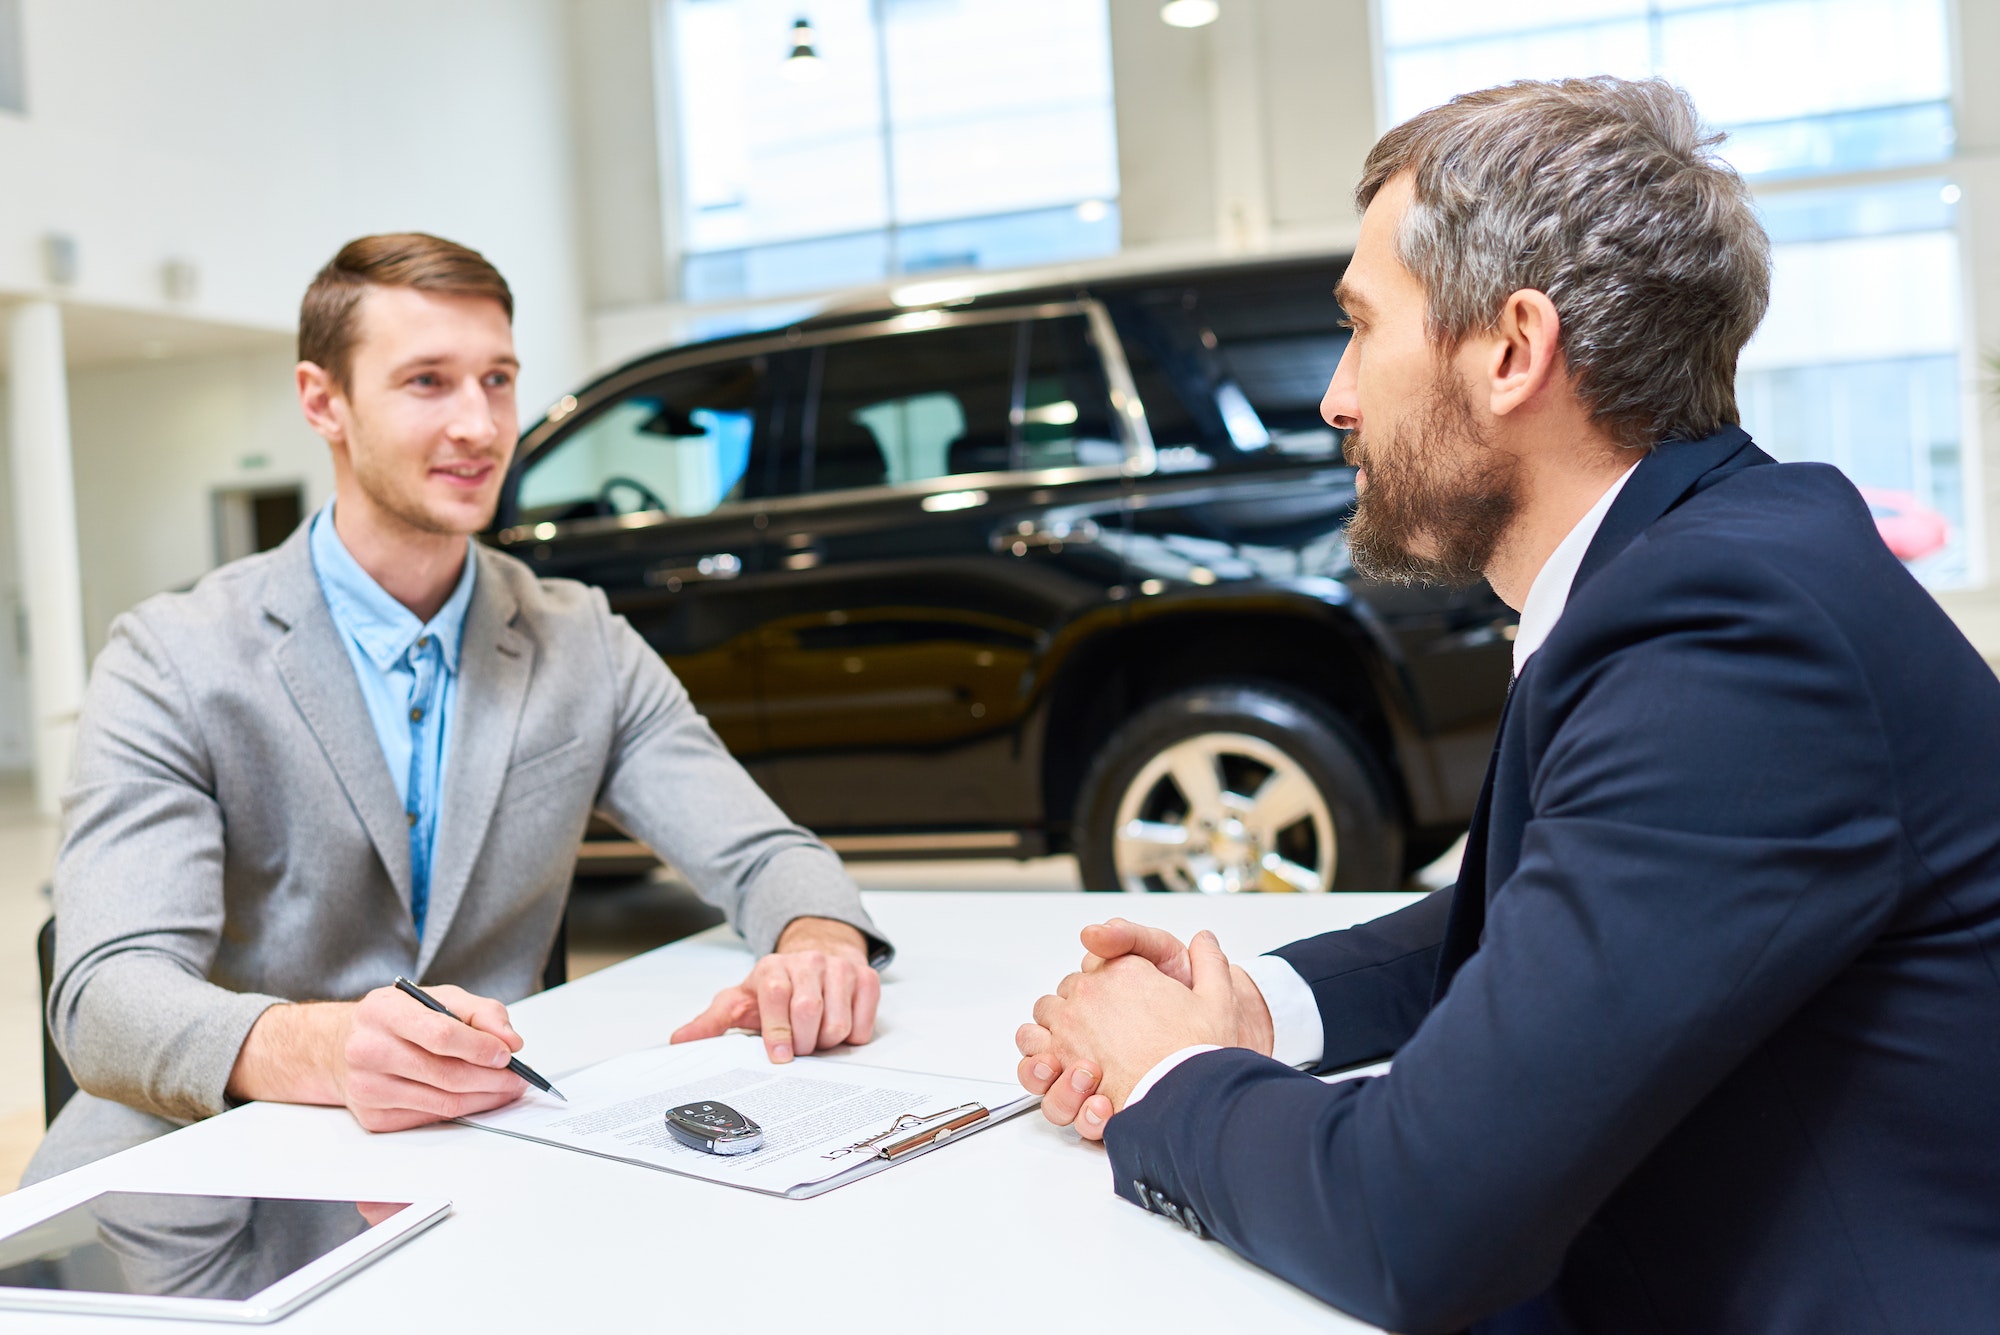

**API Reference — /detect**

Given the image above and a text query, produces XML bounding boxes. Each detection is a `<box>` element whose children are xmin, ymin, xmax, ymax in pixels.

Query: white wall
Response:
<box><xmin>0</xmin><ymin>0</ymin><xmax>588</xmax><ymax>416</ymax></box>
<box><xmin>66</xmin><ymin>346</ymin><xmax>331</xmax><ymax>661</ymax></box>
<box><xmin>0</xmin><ymin>0</ymin><xmax>596</xmax><ymax>735</ymax></box>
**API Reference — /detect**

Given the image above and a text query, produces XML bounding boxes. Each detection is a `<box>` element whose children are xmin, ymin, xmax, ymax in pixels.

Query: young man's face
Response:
<box><xmin>1321</xmin><ymin>172</ymin><xmax>1520</xmax><ymax>585</ymax></box>
<box><xmin>328</xmin><ymin>285</ymin><xmax>520</xmax><ymax>537</ymax></box>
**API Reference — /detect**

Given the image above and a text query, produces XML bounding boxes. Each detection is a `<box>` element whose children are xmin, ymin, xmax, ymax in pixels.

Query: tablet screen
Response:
<box><xmin>0</xmin><ymin>1192</ymin><xmax>410</xmax><ymax>1302</ymax></box>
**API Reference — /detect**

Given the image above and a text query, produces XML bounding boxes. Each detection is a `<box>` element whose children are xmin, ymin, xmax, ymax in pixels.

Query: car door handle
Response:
<box><xmin>994</xmin><ymin>518</ymin><xmax>1100</xmax><ymax>556</ymax></box>
<box><xmin>645</xmin><ymin>552</ymin><xmax>742</xmax><ymax>590</ymax></box>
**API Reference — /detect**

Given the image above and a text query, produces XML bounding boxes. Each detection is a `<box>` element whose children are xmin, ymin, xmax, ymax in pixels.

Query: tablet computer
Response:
<box><xmin>0</xmin><ymin>1190</ymin><xmax>450</xmax><ymax>1323</ymax></box>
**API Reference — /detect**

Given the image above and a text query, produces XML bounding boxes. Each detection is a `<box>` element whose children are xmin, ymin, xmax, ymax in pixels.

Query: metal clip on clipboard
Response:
<box><xmin>822</xmin><ymin>1102</ymin><xmax>992</xmax><ymax>1162</ymax></box>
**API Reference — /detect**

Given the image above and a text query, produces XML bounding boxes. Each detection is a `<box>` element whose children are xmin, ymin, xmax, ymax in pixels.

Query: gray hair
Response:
<box><xmin>1358</xmin><ymin>77</ymin><xmax>1771</xmax><ymax>449</ymax></box>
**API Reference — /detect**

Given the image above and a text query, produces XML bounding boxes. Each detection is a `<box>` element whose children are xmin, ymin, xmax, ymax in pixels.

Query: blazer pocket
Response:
<box><xmin>496</xmin><ymin>736</ymin><xmax>589</xmax><ymax>809</ymax></box>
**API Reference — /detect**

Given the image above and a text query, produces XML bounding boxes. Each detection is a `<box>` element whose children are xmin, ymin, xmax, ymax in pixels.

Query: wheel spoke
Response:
<box><xmin>1164</xmin><ymin>742</ymin><xmax>1227</xmax><ymax>825</ymax></box>
<box><xmin>1116</xmin><ymin>820</ymin><xmax>1189</xmax><ymax>877</ymax></box>
<box><xmin>1246</xmin><ymin>765</ymin><xmax>1316</xmax><ymax>840</ymax></box>
<box><xmin>1259</xmin><ymin>852</ymin><xmax>1323</xmax><ymax>894</ymax></box>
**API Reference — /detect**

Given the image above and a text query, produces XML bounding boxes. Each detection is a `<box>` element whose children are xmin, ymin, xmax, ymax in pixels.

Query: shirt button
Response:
<box><xmin>406</xmin><ymin>810</ymin><xmax>418</xmax><ymax>827</ymax></box>
<box><xmin>417</xmin><ymin>636</ymin><xmax>430</xmax><ymax>649</ymax></box>
<box><xmin>410</xmin><ymin>707</ymin><xmax>423</xmax><ymax>722</ymax></box>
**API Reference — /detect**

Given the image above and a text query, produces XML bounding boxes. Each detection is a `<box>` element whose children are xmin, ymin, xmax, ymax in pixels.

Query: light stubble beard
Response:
<box><xmin>347</xmin><ymin>424</ymin><xmax>503</xmax><ymax>540</ymax></box>
<box><xmin>1342</xmin><ymin>367</ymin><xmax>1521</xmax><ymax>588</ymax></box>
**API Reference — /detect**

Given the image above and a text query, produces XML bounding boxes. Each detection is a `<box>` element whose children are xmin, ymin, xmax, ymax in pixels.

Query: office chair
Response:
<box><xmin>37</xmin><ymin>916</ymin><xmax>77</xmax><ymax>1128</ymax></box>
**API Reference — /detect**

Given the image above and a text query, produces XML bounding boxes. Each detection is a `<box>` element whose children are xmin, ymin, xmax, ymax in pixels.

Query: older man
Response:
<box><xmin>1018</xmin><ymin>79</ymin><xmax>2000</xmax><ymax>1334</ymax></box>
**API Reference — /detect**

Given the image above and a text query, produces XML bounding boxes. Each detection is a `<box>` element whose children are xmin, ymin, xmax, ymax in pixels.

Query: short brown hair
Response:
<box><xmin>1357</xmin><ymin>78</ymin><xmax>1770</xmax><ymax>449</ymax></box>
<box><xmin>298</xmin><ymin>233</ymin><xmax>513</xmax><ymax>389</ymax></box>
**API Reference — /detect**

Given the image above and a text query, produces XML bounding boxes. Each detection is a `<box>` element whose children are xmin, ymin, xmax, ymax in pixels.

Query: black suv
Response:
<box><xmin>489</xmin><ymin>253</ymin><xmax>1513</xmax><ymax>893</ymax></box>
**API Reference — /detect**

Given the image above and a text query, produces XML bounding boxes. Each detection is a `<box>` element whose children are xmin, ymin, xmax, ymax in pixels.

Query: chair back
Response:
<box><xmin>38</xmin><ymin>917</ymin><xmax>78</xmax><ymax>1128</ymax></box>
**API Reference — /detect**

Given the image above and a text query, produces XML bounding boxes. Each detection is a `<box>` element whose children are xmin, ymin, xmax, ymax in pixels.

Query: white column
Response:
<box><xmin>7</xmin><ymin>301</ymin><xmax>89</xmax><ymax>817</ymax></box>
<box><xmin>1209</xmin><ymin>0</ymin><xmax>1273</xmax><ymax>253</ymax></box>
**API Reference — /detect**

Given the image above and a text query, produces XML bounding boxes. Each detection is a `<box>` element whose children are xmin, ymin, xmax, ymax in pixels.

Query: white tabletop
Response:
<box><xmin>2</xmin><ymin>890</ymin><xmax>1423</xmax><ymax>1333</ymax></box>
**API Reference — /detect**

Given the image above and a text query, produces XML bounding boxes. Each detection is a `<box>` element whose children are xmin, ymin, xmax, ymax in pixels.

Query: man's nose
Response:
<box><xmin>1321</xmin><ymin>342</ymin><xmax>1360</xmax><ymax>432</ymax></box>
<box><xmin>446</xmin><ymin>376</ymin><xmax>499</xmax><ymax>446</ymax></box>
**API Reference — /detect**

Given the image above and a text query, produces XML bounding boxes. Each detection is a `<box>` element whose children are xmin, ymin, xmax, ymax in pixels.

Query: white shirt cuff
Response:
<box><xmin>1124</xmin><ymin>1045</ymin><xmax>1222</xmax><ymax>1108</ymax></box>
<box><xmin>1240</xmin><ymin>952</ymin><xmax>1325</xmax><ymax>1070</ymax></box>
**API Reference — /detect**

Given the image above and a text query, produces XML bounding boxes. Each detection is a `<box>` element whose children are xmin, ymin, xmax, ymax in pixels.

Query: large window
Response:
<box><xmin>670</xmin><ymin>0</ymin><xmax>1119</xmax><ymax>303</ymax></box>
<box><xmin>1378</xmin><ymin>0</ymin><xmax>1969</xmax><ymax>584</ymax></box>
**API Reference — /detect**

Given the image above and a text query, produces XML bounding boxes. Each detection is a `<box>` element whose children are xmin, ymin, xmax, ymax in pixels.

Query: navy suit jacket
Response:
<box><xmin>1105</xmin><ymin>429</ymin><xmax>2000</xmax><ymax>1334</ymax></box>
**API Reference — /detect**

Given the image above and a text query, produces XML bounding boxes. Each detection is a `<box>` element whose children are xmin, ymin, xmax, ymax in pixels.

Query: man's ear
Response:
<box><xmin>296</xmin><ymin>361</ymin><xmax>346</xmax><ymax>445</ymax></box>
<box><xmin>1483</xmin><ymin>288</ymin><xmax>1563</xmax><ymax>420</ymax></box>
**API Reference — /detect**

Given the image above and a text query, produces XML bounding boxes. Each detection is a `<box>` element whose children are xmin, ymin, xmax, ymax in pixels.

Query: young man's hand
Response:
<box><xmin>670</xmin><ymin>917</ymin><xmax>881</xmax><ymax>1062</ymax></box>
<box><xmin>227</xmin><ymin>984</ymin><xmax>528</xmax><ymax>1132</ymax></box>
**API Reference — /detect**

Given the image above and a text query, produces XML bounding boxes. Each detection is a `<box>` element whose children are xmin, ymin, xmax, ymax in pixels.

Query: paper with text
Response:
<box><xmin>460</xmin><ymin>1035</ymin><xmax>1037</xmax><ymax>1198</ymax></box>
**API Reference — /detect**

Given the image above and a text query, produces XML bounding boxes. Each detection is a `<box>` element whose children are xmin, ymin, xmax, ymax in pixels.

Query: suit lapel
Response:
<box><xmin>416</xmin><ymin>549</ymin><xmax>533</xmax><ymax>976</ymax></box>
<box><xmin>1571</xmin><ymin>427</ymin><xmax>1758</xmax><ymax>595</ymax></box>
<box><xmin>261</xmin><ymin>527</ymin><xmax>414</xmax><ymax>915</ymax></box>
<box><xmin>1432</xmin><ymin>678</ymin><xmax>1513</xmax><ymax>1003</ymax></box>
<box><xmin>1428</xmin><ymin>427</ymin><xmax>1769</xmax><ymax>1003</ymax></box>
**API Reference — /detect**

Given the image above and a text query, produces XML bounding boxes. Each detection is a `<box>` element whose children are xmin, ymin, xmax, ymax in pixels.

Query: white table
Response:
<box><xmin>3</xmin><ymin>891</ymin><xmax>1423</xmax><ymax>1333</ymax></box>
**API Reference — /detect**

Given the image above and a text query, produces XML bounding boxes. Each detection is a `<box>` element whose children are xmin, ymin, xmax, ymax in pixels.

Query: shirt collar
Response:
<box><xmin>1512</xmin><ymin>460</ymin><xmax>1641</xmax><ymax>677</ymax></box>
<box><xmin>309</xmin><ymin>502</ymin><xmax>476</xmax><ymax>673</ymax></box>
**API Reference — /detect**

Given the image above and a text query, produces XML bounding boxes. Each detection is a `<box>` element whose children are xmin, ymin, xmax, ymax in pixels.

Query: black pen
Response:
<box><xmin>392</xmin><ymin>976</ymin><xmax>567</xmax><ymax>1102</ymax></box>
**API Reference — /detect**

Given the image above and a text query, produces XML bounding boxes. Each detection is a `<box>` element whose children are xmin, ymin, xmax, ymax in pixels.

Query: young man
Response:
<box><xmin>1016</xmin><ymin>80</ymin><xmax>2000</xmax><ymax>1332</ymax></box>
<box><xmin>30</xmin><ymin>234</ymin><xmax>888</xmax><ymax>1180</ymax></box>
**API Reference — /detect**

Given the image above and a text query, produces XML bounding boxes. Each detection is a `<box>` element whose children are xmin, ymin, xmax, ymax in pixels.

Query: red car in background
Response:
<box><xmin>1859</xmin><ymin>487</ymin><xmax>1950</xmax><ymax>563</ymax></box>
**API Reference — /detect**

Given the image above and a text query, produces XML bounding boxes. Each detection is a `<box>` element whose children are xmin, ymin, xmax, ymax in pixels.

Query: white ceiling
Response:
<box><xmin>0</xmin><ymin>299</ymin><xmax>292</xmax><ymax>373</ymax></box>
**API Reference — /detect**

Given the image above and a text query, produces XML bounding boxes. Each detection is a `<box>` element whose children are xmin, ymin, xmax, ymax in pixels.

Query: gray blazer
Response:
<box><xmin>29</xmin><ymin>525</ymin><xmax>885</xmax><ymax>1181</ymax></box>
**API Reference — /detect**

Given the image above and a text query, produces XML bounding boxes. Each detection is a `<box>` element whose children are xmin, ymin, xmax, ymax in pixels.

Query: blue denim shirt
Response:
<box><xmin>308</xmin><ymin>503</ymin><xmax>476</xmax><ymax>939</ymax></box>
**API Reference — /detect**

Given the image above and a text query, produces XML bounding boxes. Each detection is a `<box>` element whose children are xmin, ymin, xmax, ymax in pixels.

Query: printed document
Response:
<box><xmin>461</xmin><ymin>1035</ymin><xmax>1037</xmax><ymax>1198</ymax></box>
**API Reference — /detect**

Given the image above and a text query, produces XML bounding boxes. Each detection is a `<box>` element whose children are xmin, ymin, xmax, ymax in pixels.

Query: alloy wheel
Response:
<box><xmin>1110</xmin><ymin>731</ymin><xmax>1335</xmax><ymax>893</ymax></box>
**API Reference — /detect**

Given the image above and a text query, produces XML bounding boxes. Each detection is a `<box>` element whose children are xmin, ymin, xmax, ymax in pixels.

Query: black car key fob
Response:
<box><xmin>665</xmin><ymin>1101</ymin><xmax>764</xmax><ymax>1155</ymax></box>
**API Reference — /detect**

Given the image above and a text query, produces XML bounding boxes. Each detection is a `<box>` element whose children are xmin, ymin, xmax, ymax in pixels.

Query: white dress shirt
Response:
<box><xmin>1124</xmin><ymin>459</ymin><xmax>1642</xmax><ymax>1108</ymax></box>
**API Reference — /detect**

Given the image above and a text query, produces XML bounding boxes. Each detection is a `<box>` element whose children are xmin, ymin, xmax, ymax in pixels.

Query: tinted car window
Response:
<box><xmin>1020</xmin><ymin>315</ymin><xmax>1122</xmax><ymax>470</ymax></box>
<box><xmin>1193</xmin><ymin>270</ymin><xmax>1349</xmax><ymax>460</ymax></box>
<box><xmin>811</xmin><ymin>323</ymin><xmax>1014</xmax><ymax>492</ymax></box>
<box><xmin>802</xmin><ymin>316</ymin><xmax>1119</xmax><ymax>494</ymax></box>
<box><xmin>517</xmin><ymin>358</ymin><xmax>764</xmax><ymax>523</ymax></box>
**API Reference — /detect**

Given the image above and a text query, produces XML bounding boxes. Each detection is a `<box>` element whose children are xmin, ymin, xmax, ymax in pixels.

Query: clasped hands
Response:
<box><xmin>1015</xmin><ymin>918</ymin><xmax>1276</xmax><ymax>1140</ymax></box>
<box><xmin>228</xmin><ymin>916</ymin><xmax>876</xmax><ymax>1132</ymax></box>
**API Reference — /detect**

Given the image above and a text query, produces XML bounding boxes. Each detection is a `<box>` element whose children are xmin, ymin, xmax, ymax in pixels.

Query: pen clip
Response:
<box><xmin>818</xmin><ymin>1102</ymin><xmax>990</xmax><ymax>1162</ymax></box>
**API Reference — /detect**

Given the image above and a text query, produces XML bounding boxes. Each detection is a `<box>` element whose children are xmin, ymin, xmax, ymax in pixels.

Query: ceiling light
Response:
<box><xmin>784</xmin><ymin>17</ymin><xmax>822</xmax><ymax>78</ymax></box>
<box><xmin>1161</xmin><ymin>0</ymin><xmax>1219</xmax><ymax>28</ymax></box>
<box><xmin>1075</xmin><ymin>199</ymin><xmax>1109</xmax><ymax>224</ymax></box>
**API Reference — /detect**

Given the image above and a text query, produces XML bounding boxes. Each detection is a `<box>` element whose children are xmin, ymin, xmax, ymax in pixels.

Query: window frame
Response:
<box><xmin>497</xmin><ymin>298</ymin><xmax>1155</xmax><ymax>546</ymax></box>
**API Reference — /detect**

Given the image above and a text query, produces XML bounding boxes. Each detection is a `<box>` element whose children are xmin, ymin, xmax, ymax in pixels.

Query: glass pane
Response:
<box><xmin>1196</xmin><ymin>272</ymin><xmax>1351</xmax><ymax>460</ymax></box>
<box><xmin>674</xmin><ymin>0</ymin><xmax>888</xmax><ymax>252</ymax></box>
<box><xmin>810</xmin><ymin>323</ymin><xmax>1017</xmax><ymax>491</ymax></box>
<box><xmin>519</xmin><ymin>361</ymin><xmax>762</xmax><ymax>522</ymax></box>
<box><xmin>1660</xmin><ymin>0</ymin><xmax>1949</xmax><ymax>128</ymax></box>
<box><xmin>1719</xmin><ymin>102</ymin><xmax>1952</xmax><ymax>180</ymax></box>
<box><xmin>671</xmin><ymin>0</ymin><xmax>1119</xmax><ymax>292</ymax></box>
<box><xmin>883</xmin><ymin>0</ymin><xmax>1117</xmax><ymax>225</ymax></box>
<box><xmin>1735</xmin><ymin>189</ymin><xmax>1965</xmax><ymax>586</ymax></box>
<box><xmin>1382</xmin><ymin>0</ymin><xmax>1644</xmax><ymax>47</ymax></box>
<box><xmin>1385</xmin><ymin>19</ymin><xmax>1651</xmax><ymax>123</ymax></box>
<box><xmin>897</xmin><ymin>203</ymin><xmax>1119</xmax><ymax>275</ymax></box>
<box><xmin>1020</xmin><ymin>316</ymin><xmax>1122</xmax><ymax>470</ymax></box>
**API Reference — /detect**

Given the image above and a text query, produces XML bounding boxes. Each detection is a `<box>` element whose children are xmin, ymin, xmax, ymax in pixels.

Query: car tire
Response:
<box><xmin>1073</xmin><ymin>683</ymin><xmax>1401</xmax><ymax>893</ymax></box>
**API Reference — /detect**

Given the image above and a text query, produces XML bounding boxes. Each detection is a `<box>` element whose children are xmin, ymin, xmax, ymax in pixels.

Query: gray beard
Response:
<box><xmin>1343</xmin><ymin>373</ymin><xmax>1520</xmax><ymax>588</ymax></box>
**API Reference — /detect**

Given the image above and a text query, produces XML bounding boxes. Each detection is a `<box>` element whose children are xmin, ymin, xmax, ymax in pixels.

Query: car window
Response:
<box><xmin>800</xmin><ymin>314</ymin><xmax>1122</xmax><ymax>495</ymax></box>
<box><xmin>516</xmin><ymin>359</ymin><xmax>763</xmax><ymax>524</ymax></box>
<box><xmin>1193</xmin><ymin>271</ymin><xmax>1350</xmax><ymax>461</ymax></box>
<box><xmin>809</xmin><ymin>322</ymin><xmax>1017</xmax><ymax>492</ymax></box>
<box><xmin>1020</xmin><ymin>315</ymin><xmax>1123</xmax><ymax>470</ymax></box>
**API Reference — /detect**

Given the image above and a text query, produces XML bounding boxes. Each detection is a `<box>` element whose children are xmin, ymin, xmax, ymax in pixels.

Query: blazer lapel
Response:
<box><xmin>261</xmin><ymin>527</ymin><xmax>415</xmax><ymax>914</ymax></box>
<box><xmin>1432</xmin><ymin>678</ymin><xmax>1513</xmax><ymax>1003</ymax></box>
<box><xmin>416</xmin><ymin>549</ymin><xmax>533</xmax><ymax>976</ymax></box>
<box><xmin>1571</xmin><ymin>426</ymin><xmax>1760</xmax><ymax>595</ymax></box>
<box><xmin>1429</xmin><ymin>426</ymin><xmax>1769</xmax><ymax>1002</ymax></box>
